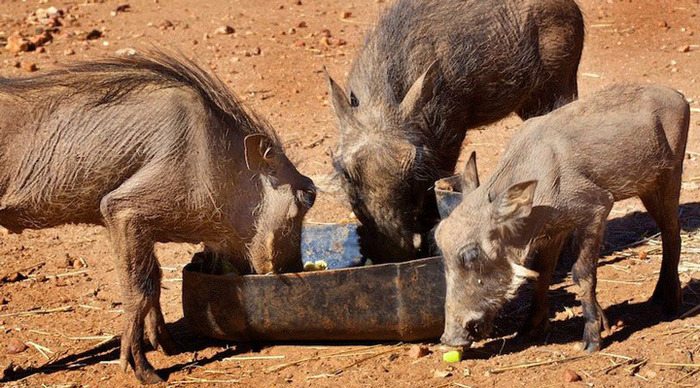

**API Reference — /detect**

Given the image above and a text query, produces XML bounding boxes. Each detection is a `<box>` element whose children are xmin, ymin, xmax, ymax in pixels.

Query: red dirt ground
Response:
<box><xmin>0</xmin><ymin>0</ymin><xmax>699</xmax><ymax>387</ymax></box>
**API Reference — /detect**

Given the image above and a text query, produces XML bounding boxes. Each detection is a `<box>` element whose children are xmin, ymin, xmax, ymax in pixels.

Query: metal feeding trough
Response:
<box><xmin>182</xmin><ymin>176</ymin><xmax>465</xmax><ymax>342</ymax></box>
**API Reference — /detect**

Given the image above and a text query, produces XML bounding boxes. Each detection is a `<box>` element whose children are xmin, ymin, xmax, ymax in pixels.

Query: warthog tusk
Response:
<box><xmin>510</xmin><ymin>262</ymin><xmax>539</xmax><ymax>279</ymax></box>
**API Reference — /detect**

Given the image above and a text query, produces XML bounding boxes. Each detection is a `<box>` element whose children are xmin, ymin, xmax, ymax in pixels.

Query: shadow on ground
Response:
<box><xmin>480</xmin><ymin>202</ymin><xmax>700</xmax><ymax>357</ymax></box>
<box><xmin>4</xmin><ymin>204</ymin><xmax>700</xmax><ymax>380</ymax></box>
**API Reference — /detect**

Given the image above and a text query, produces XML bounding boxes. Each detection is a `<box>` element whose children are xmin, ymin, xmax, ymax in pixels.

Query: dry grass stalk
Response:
<box><xmin>266</xmin><ymin>345</ymin><xmax>382</xmax><ymax>373</ymax></box>
<box><xmin>168</xmin><ymin>376</ymin><xmax>241</xmax><ymax>385</ymax></box>
<box><xmin>654</xmin><ymin>362</ymin><xmax>700</xmax><ymax>369</ymax></box>
<box><xmin>598</xmin><ymin>278</ymin><xmax>645</xmax><ymax>285</ymax></box>
<box><xmin>1</xmin><ymin>261</ymin><xmax>45</xmax><ymax>279</ymax></box>
<box><xmin>26</xmin><ymin>270</ymin><xmax>88</xmax><ymax>281</ymax></box>
<box><xmin>0</xmin><ymin>305</ymin><xmax>73</xmax><ymax>317</ymax></box>
<box><xmin>675</xmin><ymin>368</ymin><xmax>699</xmax><ymax>384</ymax></box>
<box><xmin>306</xmin><ymin>373</ymin><xmax>340</xmax><ymax>380</ymax></box>
<box><xmin>26</xmin><ymin>341</ymin><xmax>53</xmax><ymax>360</ymax></box>
<box><xmin>330</xmin><ymin>346</ymin><xmax>407</xmax><ymax>375</ymax></box>
<box><xmin>223</xmin><ymin>355</ymin><xmax>285</xmax><ymax>361</ymax></box>
<box><xmin>488</xmin><ymin>355</ymin><xmax>589</xmax><ymax>374</ymax></box>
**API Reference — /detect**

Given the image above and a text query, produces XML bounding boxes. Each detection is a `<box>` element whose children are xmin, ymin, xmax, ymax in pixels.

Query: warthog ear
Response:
<box><xmin>244</xmin><ymin>134</ymin><xmax>274</xmax><ymax>171</ymax></box>
<box><xmin>492</xmin><ymin>180</ymin><xmax>538</xmax><ymax>226</ymax></box>
<box><xmin>399</xmin><ymin>60</ymin><xmax>440</xmax><ymax>119</ymax></box>
<box><xmin>462</xmin><ymin>151</ymin><xmax>480</xmax><ymax>193</ymax></box>
<box><xmin>324</xmin><ymin>68</ymin><xmax>354</xmax><ymax>126</ymax></box>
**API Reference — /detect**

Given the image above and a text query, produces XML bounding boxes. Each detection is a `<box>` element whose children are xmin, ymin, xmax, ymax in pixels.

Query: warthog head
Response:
<box><xmin>326</xmin><ymin>63</ymin><xmax>445</xmax><ymax>262</ymax></box>
<box><xmin>434</xmin><ymin>154</ymin><xmax>540</xmax><ymax>347</ymax></box>
<box><xmin>244</xmin><ymin>134</ymin><xmax>316</xmax><ymax>274</ymax></box>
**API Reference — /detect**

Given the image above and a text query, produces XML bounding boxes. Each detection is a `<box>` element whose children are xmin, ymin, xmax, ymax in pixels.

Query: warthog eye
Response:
<box><xmin>458</xmin><ymin>244</ymin><xmax>481</xmax><ymax>267</ymax></box>
<box><xmin>350</xmin><ymin>92</ymin><xmax>359</xmax><ymax>107</ymax></box>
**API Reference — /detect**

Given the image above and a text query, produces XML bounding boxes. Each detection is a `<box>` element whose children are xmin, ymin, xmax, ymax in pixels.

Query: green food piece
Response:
<box><xmin>442</xmin><ymin>350</ymin><xmax>462</xmax><ymax>363</ymax></box>
<box><xmin>303</xmin><ymin>262</ymin><xmax>317</xmax><ymax>272</ymax></box>
<box><xmin>314</xmin><ymin>260</ymin><xmax>328</xmax><ymax>270</ymax></box>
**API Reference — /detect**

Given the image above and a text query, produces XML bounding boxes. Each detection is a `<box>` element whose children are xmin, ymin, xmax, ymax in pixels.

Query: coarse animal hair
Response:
<box><xmin>0</xmin><ymin>49</ymin><xmax>280</xmax><ymax>145</ymax></box>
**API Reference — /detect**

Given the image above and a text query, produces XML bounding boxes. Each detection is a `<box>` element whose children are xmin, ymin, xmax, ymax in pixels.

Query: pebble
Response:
<box><xmin>115</xmin><ymin>47</ymin><xmax>137</xmax><ymax>56</ymax></box>
<box><xmin>63</xmin><ymin>48</ymin><xmax>75</xmax><ymax>56</ymax></box>
<box><xmin>214</xmin><ymin>25</ymin><xmax>235</xmax><ymax>35</ymax></box>
<box><xmin>29</xmin><ymin>31</ymin><xmax>52</xmax><ymax>47</ymax></box>
<box><xmin>83</xmin><ymin>29</ymin><xmax>102</xmax><ymax>40</ymax></box>
<box><xmin>563</xmin><ymin>369</ymin><xmax>581</xmax><ymax>382</ymax></box>
<box><xmin>678</xmin><ymin>45</ymin><xmax>691</xmax><ymax>53</ymax></box>
<box><xmin>408</xmin><ymin>344</ymin><xmax>430</xmax><ymax>359</ymax></box>
<box><xmin>433</xmin><ymin>370</ymin><xmax>452</xmax><ymax>378</ymax></box>
<box><xmin>2</xmin><ymin>272</ymin><xmax>26</xmax><ymax>283</ymax></box>
<box><xmin>342</xmin><ymin>11</ymin><xmax>352</xmax><ymax>19</ymax></box>
<box><xmin>6</xmin><ymin>338</ymin><xmax>27</xmax><ymax>354</ymax></box>
<box><xmin>297</xmin><ymin>21</ymin><xmax>308</xmax><ymax>28</ymax></box>
<box><xmin>5</xmin><ymin>32</ymin><xmax>33</xmax><ymax>53</ymax></box>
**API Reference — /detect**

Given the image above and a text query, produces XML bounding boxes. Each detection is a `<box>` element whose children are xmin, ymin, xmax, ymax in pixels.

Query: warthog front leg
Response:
<box><xmin>518</xmin><ymin>233</ymin><xmax>567</xmax><ymax>339</ymax></box>
<box><xmin>102</xmin><ymin>203</ymin><xmax>165</xmax><ymax>385</ymax></box>
<box><xmin>572</xmin><ymin>193</ymin><xmax>613</xmax><ymax>353</ymax></box>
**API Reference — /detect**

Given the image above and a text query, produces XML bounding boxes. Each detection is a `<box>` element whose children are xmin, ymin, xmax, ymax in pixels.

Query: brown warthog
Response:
<box><xmin>436</xmin><ymin>84</ymin><xmax>689</xmax><ymax>352</ymax></box>
<box><xmin>0</xmin><ymin>52</ymin><xmax>315</xmax><ymax>383</ymax></box>
<box><xmin>327</xmin><ymin>0</ymin><xmax>584</xmax><ymax>262</ymax></box>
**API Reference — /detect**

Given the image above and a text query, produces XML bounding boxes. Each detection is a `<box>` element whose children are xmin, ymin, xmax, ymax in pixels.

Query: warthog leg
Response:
<box><xmin>145</xmin><ymin>299</ymin><xmax>178</xmax><ymax>355</ymax></box>
<box><xmin>641</xmin><ymin>169</ymin><xmax>683</xmax><ymax>316</ymax></box>
<box><xmin>572</xmin><ymin>191</ymin><xmax>613</xmax><ymax>353</ymax></box>
<box><xmin>101</xmin><ymin>201</ymin><xmax>164</xmax><ymax>384</ymax></box>
<box><xmin>518</xmin><ymin>232</ymin><xmax>567</xmax><ymax>339</ymax></box>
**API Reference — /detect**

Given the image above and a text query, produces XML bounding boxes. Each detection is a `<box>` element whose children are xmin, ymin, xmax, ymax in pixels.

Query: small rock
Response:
<box><xmin>21</xmin><ymin>62</ymin><xmax>37</xmax><ymax>73</ymax></box>
<box><xmin>214</xmin><ymin>25</ymin><xmax>235</xmax><ymax>35</ymax></box>
<box><xmin>341</xmin><ymin>11</ymin><xmax>352</xmax><ymax>19</ymax></box>
<box><xmin>320</xmin><ymin>28</ymin><xmax>331</xmax><ymax>38</ymax></box>
<box><xmin>297</xmin><ymin>21</ymin><xmax>308</xmax><ymax>28</ymax></box>
<box><xmin>293</xmin><ymin>40</ymin><xmax>305</xmax><ymax>47</ymax></box>
<box><xmin>158</xmin><ymin>20</ymin><xmax>174</xmax><ymax>30</ymax></box>
<box><xmin>433</xmin><ymin>370</ymin><xmax>452</xmax><ymax>378</ymax></box>
<box><xmin>678</xmin><ymin>45</ymin><xmax>691</xmax><ymax>53</ymax></box>
<box><xmin>35</xmin><ymin>274</ymin><xmax>47</xmax><ymax>282</ymax></box>
<box><xmin>563</xmin><ymin>369</ymin><xmax>581</xmax><ymax>383</ymax></box>
<box><xmin>638</xmin><ymin>250</ymin><xmax>648</xmax><ymax>260</ymax></box>
<box><xmin>115</xmin><ymin>47</ymin><xmax>137</xmax><ymax>56</ymax></box>
<box><xmin>5</xmin><ymin>32</ymin><xmax>34</xmax><ymax>53</ymax></box>
<box><xmin>63</xmin><ymin>48</ymin><xmax>75</xmax><ymax>56</ymax></box>
<box><xmin>0</xmin><ymin>297</ymin><xmax>8</xmax><ymax>305</ymax></box>
<box><xmin>114</xmin><ymin>4</ymin><xmax>131</xmax><ymax>14</ymax></box>
<box><xmin>408</xmin><ymin>344</ymin><xmax>430</xmax><ymax>359</ymax></box>
<box><xmin>83</xmin><ymin>29</ymin><xmax>102</xmax><ymax>40</ymax></box>
<box><xmin>29</xmin><ymin>31</ymin><xmax>52</xmax><ymax>47</ymax></box>
<box><xmin>2</xmin><ymin>272</ymin><xmax>26</xmax><ymax>283</ymax></box>
<box><xmin>6</xmin><ymin>338</ymin><xmax>27</xmax><ymax>354</ymax></box>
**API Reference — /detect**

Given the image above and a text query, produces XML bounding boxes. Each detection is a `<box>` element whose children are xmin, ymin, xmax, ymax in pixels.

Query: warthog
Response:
<box><xmin>327</xmin><ymin>0</ymin><xmax>584</xmax><ymax>262</ymax></box>
<box><xmin>436</xmin><ymin>84</ymin><xmax>690</xmax><ymax>352</ymax></box>
<box><xmin>0</xmin><ymin>52</ymin><xmax>316</xmax><ymax>383</ymax></box>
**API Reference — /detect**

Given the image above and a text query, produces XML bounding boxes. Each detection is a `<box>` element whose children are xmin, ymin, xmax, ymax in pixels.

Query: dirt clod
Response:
<box><xmin>215</xmin><ymin>25</ymin><xmax>235</xmax><ymax>35</ymax></box>
<box><xmin>563</xmin><ymin>369</ymin><xmax>581</xmax><ymax>383</ymax></box>
<box><xmin>433</xmin><ymin>369</ymin><xmax>452</xmax><ymax>378</ymax></box>
<box><xmin>83</xmin><ymin>29</ymin><xmax>102</xmax><ymax>40</ymax></box>
<box><xmin>6</xmin><ymin>338</ymin><xmax>27</xmax><ymax>354</ymax></box>
<box><xmin>408</xmin><ymin>344</ymin><xmax>430</xmax><ymax>359</ymax></box>
<box><xmin>20</xmin><ymin>62</ymin><xmax>37</xmax><ymax>72</ymax></box>
<box><xmin>5</xmin><ymin>32</ymin><xmax>34</xmax><ymax>53</ymax></box>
